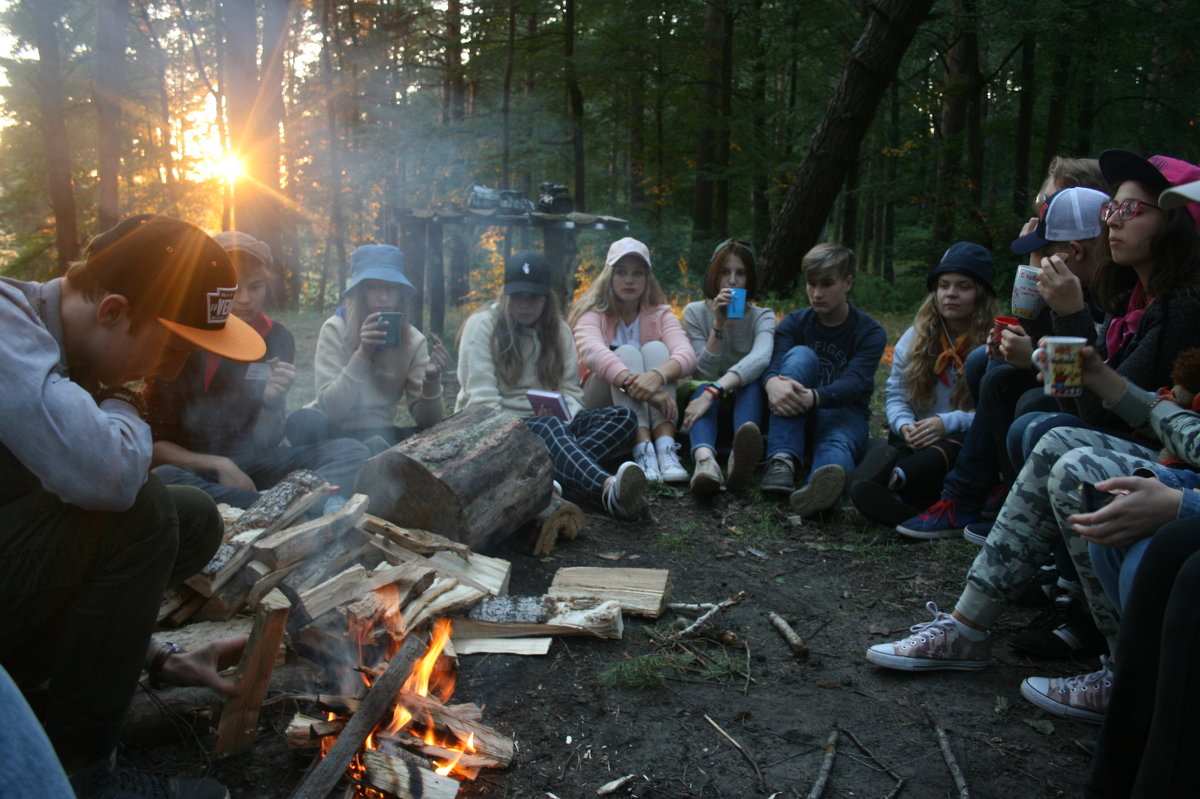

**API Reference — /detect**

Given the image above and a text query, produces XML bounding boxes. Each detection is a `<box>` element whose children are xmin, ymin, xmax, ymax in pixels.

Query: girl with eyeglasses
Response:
<box><xmin>679</xmin><ymin>239</ymin><xmax>775</xmax><ymax>496</ymax></box>
<box><xmin>1006</xmin><ymin>149</ymin><xmax>1200</xmax><ymax>466</ymax></box>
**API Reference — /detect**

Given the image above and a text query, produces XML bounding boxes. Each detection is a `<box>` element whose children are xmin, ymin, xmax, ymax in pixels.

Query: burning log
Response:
<box><xmin>392</xmin><ymin>693</ymin><xmax>514</xmax><ymax>769</ymax></box>
<box><xmin>451</xmin><ymin>596</ymin><xmax>623</xmax><ymax>640</ymax></box>
<box><xmin>286</xmin><ymin>713</ymin><xmax>346</xmax><ymax>751</ymax></box>
<box><xmin>251</xmin><ymin>493</ymin><xmax>369</xmax><ymax>571</ymax></box>
<box><xmin>212</xmin><ymin>589</ymin><xmax>292</xmax><ymax>759</ymax></box>
<box><xmin>529</xmin><ymin>494</ymin><xmax>586</xmax><ymax>556</ymax></box>
<box><xmin>355</xmin><ymin>405</ymin><xmax>555</xmax><ymax>551</ymax></box>
<box><xmin>360</xmin><ymin>750</ymin><xmax>459</xmax><ymax>799</ymax></box>
<box><xmin>288</xmin><ymin>635</ymin><xmax>425</xmax><ymax>799</ymax></box>
<box><xmin>548</xmin><ymin>567</ymin><xmax>673</xmax><ymax>618</ymax></box>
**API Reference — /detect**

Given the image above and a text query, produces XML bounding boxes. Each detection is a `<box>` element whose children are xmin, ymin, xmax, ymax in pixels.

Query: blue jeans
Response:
<box><xmin>964</xmin><ymin>344</ymin><xmax>988</xmax><ymax>405</ymax></box>
<box><xmin>153</xmin><ymin>438</ymin><xmax>370</xmax><ymax>509</ymax></box>
<box><xmin>687</xmin><ymin>381</ymin><xmax>765</xmax><ymax>454</ymax></box>
<box><xmin>1091</xmin><ymin>537</ymin><xmax>1154</xmax><ymax>615</ymax></box>
<box><xmin>764</xmin><ymin>346</ymin><xmax>868</xmax><ymax>483</ymax></box>
<box><xmin>1007</xmin><ymin>411</ymin><xmax>1145</xmax><ymax>472</ymax></box>
<box><xmin>0</xmin><ymin>665</ymin><xmax>73</xmax><ymax>797</ymax></box>
<box><xmin>941</xmin><ymin>363</ymin><xmax>1050</xmax><ymax>509</ymax></box>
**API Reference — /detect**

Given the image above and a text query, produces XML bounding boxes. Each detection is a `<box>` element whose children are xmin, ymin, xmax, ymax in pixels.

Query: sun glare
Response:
<box><xmin>218</xmin><ymin>154</ymin><xmax>244</xmax><ymax>184</ymax></box>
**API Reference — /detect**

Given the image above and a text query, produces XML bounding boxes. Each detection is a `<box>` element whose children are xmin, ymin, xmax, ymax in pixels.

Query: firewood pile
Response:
<box><xmin>151</xmin><ymin>410</ymin><xmax>676</xmax><ymax>797</ymax></box>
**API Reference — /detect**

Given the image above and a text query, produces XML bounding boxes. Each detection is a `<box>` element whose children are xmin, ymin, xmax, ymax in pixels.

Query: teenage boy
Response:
<box><xmin>0</xmin><ymin>215</ymin><xmax>266</xmax><ymax>798</ymax></box>
<box><xmin>146</xmin><ymin>231</ymin><xmax>369</xmax><ymax>510</ymax></box>
<box><xmin>894</xmin><ymin>186</ymin><xmax>1112</xmax><ymax>541</ymax></box>
<box><xmin>760</xmin><ymin>243</ymin><xmax>887</xmax><ymax>516</ymax></box>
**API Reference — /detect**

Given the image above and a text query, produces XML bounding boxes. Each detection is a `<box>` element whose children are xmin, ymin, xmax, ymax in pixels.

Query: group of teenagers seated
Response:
<box><xmin>172</xmin><ymin>149</ymin><xmax>1197</xmax><ymax>797</ymax></box>
<box><xmin>5</xmin><ymin>145</ymin><xmax>1200</xmax><ymax>798</ymax></box>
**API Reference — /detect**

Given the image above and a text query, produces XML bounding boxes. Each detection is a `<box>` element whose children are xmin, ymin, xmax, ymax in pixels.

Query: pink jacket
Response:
<box><xmin>573</xmin><ymin>305</ymin><xmax>697</xmax><ymax>386</ymax></box>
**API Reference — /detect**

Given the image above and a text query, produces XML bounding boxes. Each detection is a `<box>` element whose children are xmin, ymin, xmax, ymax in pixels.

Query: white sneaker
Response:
<box><xmin>1020</xmin><ymin>656</ymin><xmax>1113</xmax><ymax>724</ymax></box>
<box><xmin>635</xmin><ymin>448</ymin><xmax>662</xmax><ymax>483</ymax></box>
<box><xmin>602</xmin><ymin>462</ymin><xmax>648</xmax><ymax>521</ymax></box>
<box><xmin>656</xmin><ymin>443</ymin><xmax>690</xmax><ymax>483</ymax></box>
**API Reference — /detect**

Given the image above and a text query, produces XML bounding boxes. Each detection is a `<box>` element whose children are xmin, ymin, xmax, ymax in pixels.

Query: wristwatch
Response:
<box><xmin>95</xmin><ymin>386</ymin><xmax>147</xmax><ymax>420</ymax></box>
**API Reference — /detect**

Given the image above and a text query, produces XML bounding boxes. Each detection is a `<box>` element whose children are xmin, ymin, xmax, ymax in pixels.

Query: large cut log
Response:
<box><xmin>548</xmin><ymin>567</ymin><xmax>672</xmax><ymax>618</ymax></box>
<box><xmin>355</xmin><ymin>406</ymin><xmax>554</xmax><ymax>551</ymax></box>
<box><xmin>211</xmin><ymin>589</ymin><xmax>292</xmax><ymax>759</ymax></box>
<box><xmin>530</xmin><ymin>495</ymin><xmax>586</xmax><ymax>556</ymax></box>
<box><xmin>452</xmin><ymin>596</ymin><xmax>623</xmax><ymax>639</ymax></box>
<box><xmin>289</xmin><ymin>635</ymin><xmax>425</xmax><ymax>799</ymax></box>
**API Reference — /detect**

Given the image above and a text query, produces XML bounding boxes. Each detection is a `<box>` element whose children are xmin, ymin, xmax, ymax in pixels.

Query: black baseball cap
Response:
<box><xmin>503</xmin><ymin>251</ymin><xmax>551</xmax><ymax>295</ymax></box>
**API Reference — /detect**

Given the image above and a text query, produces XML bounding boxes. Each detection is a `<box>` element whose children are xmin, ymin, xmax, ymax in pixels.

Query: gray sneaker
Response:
<box><xmin>725</xmin><ymin>422</ymin><xmax>763</xmax><ymax>490</ymax></box>
<box><xmin>789</xmin><ymin>464</ymin><xmax>846</xmax><ymax>517</ymax></box>
<box><xmin>689</xmin><ymin>456</ymin><xmax>723</xmax><ymax>496</ymax></box>
<box><xmin>602</xmin><ymin>461</ymin><xmax>648</xmax><ymax>521</ymax></box>
<box><xmin>760</xmin><ymin>455</ymin><xmax>795</xmax><ymax>495</ymax></box>
<box><xmin>866</xmin><ymin>601</ymin><xmax>992</xmax><ymax>671</ymax></box>
<box><xmin>1019</xmin><ymin>656</ymin><xmax>1113</xmax><ymax>724</ymax></box>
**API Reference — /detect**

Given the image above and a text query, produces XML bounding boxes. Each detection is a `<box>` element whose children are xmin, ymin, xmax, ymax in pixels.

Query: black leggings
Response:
<box><xmin>1086</xmin><ymin>515</ymin><xmax>1200</xmax><ymax>798</ymax></box>
<box><xmin>888</xmin><ymin>433</ymin><xmax>963</xmax><ymax>511</ymax></box>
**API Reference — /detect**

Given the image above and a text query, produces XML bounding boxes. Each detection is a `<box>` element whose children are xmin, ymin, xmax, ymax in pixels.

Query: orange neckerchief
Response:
<box><xmin>933</xmin><ymin>331</ymin><xmax>971</xmax><ymax>386</ymax></box>
<box><xmin>203</xmin><ymin>312</ymin><xmax>274</xmax><ymax>390</ymax></box>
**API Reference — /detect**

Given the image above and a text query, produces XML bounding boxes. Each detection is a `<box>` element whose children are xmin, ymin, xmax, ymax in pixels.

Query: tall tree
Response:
<box><xmin>563</xmin><ymin>0</ymin><xmax>585</xmax><ymax>211</ymax></box>
<box><xmin>23</xmin><ymin>0</ymin><xmax>78</xmax><ymax>268</ymax></box>
<box><xmin>760</xmin><ymin>0</ymin><xmax>933</xmax><ymax>292</ymax></box>
<box><xmin>94</xmin><ymin>0</ymin><xmax>127</xmax><ymax>230</ymax></box>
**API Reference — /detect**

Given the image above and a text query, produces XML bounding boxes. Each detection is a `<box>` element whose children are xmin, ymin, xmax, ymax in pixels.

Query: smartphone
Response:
<box><xmin>1079</xmin><ymin>481</ymin><xmax>1114</xmax><ymax>513</ymax></box>
<box><xmin>377</xmin><ymin>311</ymin><xmax>404</xmax><ymax>348</ymax></box>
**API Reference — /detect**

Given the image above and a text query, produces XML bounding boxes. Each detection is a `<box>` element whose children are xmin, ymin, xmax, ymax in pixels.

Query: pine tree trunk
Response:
<box><xmin>95</xmin><ymin>0</ymin><xmax>127</xmax><ymax>231</ymax></box>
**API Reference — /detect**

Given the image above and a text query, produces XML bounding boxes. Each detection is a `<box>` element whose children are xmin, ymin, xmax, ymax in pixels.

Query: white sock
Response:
<box><xmin>634</xmin><ymin>440</ymin><xmax>654</xmax><ymax>457</ymax></box>
<box><xmin>951</xmin><ymin>616</ymin><xmax>989</xmax><ymax>641</ymax></box>
<box><xmin>654</xmin><ymin>435</ymin><xmax>677</xmax><ymax>455</ymax></box>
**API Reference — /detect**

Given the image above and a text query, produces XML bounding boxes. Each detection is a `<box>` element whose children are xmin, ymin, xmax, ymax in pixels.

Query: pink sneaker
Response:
<box><xmin>866</xmin><ymin>602</ymin><xmax>991</xmax><ymax>671</ymax></box>
<box><xmin>1019</xmin><ymin>656</ymin><xmax>1113</xmax><ymax>724</ymax></box>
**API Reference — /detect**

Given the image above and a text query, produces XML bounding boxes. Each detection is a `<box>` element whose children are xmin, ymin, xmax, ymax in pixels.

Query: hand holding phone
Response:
<box><xmin>1079</xmin><ymin>481</ymin><xmax>1115</xmax><ymax>514</ymax></box>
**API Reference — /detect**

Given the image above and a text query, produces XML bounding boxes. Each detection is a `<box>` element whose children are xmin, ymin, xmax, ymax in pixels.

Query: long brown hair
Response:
<box><xmin>901</xmin><ymin>281</ymin><xmax>995</xmax><ymax>414</ymax></box>
<box><xmin>1092</xmin><ymin>199</ymin><xmax>1200</xmax><ymax>315</ymax></box>
<box><xmin>489</xmin><ymin>292</ymin><xmax>567</xmax><ymax>390</ymax></box>
<box><xmin>567</xmin><ymin>256</ymin><xmax>669</xmax><ymax>327</ymax></box>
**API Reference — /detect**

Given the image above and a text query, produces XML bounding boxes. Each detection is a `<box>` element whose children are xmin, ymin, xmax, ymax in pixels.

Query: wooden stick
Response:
<box><xmin>664</xmin><ymin>591</ymin><xmax>746</xmax><ymax>641</ymax></box>
<box><xmin>767</xmin><ymin>611</ymin><xmax>810</xmax><ymax>661</ymax></box>
<box><xmin>704</xmin><ymin>713</ymin><xmax>765</xmax><ymax>793</ymax></box>
<box><xmin>842</xmin><ymin>727</ymin><xmax>906</xmax><ymax>798</ymax></box>
<box><xmin>885</xmin><ymin>778</ymin><xmax>908</xmax><ymax>799</ymax></box>
<box><xmin>927</xmin><ymin>712</ymin><xmax>969</xmax><ymax>798</ymax></box>
<box><xmin>288</xmin><ymin>635</ymin><xmax>424</xmax><ymax>799</ymax></box>
<box><xmin>211</xmin><ymin>589</ymin><xmax>292</xmax><ymax>759</ymax></box>
<box><xmin>805</xmin><ymin>728</ymin><xmax>839</xmax><ymax>799</ymax></box>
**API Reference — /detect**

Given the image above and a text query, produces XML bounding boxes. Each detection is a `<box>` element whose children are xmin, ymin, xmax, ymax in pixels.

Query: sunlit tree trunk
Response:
<box><xmin>24</xmin><ymin>0</ymin><xmax>79</xmax><ymax>268</ymax></box>
<box><xmin>760</xmin><ymin>0</ymin><xmax>934</xmax><ymax>293</ymax></box>
<box><xmin>257</xmin><ymin>0</ymin><xmax>289</xmax><ymax>302</ymax></box>
<box><xmin>95</xmin><ymin>0</ymin><xmax>127</xmax><ymax>230</ymax></box>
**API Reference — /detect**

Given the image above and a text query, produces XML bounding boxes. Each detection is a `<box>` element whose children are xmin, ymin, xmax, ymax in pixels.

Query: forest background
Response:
<box><xmin>1</xmin><ymin>0</ymin><xmax>1198</xmax><ymax>326</ymax></box>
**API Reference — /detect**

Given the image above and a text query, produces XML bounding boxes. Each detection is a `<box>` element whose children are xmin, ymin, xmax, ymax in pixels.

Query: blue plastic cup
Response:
<box><xmin>727</xmin><ymin>288</ymin><xmax>747</xmax><ymax>319</ymax></box>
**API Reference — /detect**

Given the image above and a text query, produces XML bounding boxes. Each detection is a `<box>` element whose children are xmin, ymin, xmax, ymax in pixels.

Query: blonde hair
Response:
<box><xmin>567</xmin><ymin>255</ymin><xmax>668</xmax><ymax>327</ymax></box>
<box><xmin>486</xmin><ymin>293</ymin><xmax>567</xmax><ymax>390</ymax></box>
<box><xmin>901</xmin><ymin>282</ymin><xmax>996</xmax><ymax>415</ymax></box>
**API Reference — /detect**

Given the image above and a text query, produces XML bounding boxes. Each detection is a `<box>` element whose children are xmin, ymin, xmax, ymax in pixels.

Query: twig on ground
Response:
<box><xmin>805</xmin><ymin>728</ymin><xmax>839</xmax><ymax>799</ymax></box>
<box><xmin>767</xmin><ymin>611</ymin><xmax>809</xmax><ymax>661</ymax></box>
<box><xmin>842</xmin><ymin>727</ymin><xmax>906</xmax><ymax>798</ymax></box>
<box><xmin>664</xmin><ymin>591</ymin><xmax>746</xmax><ymax>641</ymax></box>
<box><xmin>884</xmin><ymin>778</ymin><xmax>908</xmax><ymax>799</ymax></box>
<box><xmin>926</xmin><ymin>711</ymin><xmax>969</xmax><ymax>798</ymax></box>
<box><xmin>668</xmin><ymin>602</ymin><xmax>717</xmax><ymax>613</ymax></box>
<box><xmin>742</xmin><ymin>640</ymin><xmax>751</xmax><ymax>695</ymax></box>
<box><xmin>704</xmin><ymin>713</ymin><xmax>766</xmax><ymax>793</ymax></box>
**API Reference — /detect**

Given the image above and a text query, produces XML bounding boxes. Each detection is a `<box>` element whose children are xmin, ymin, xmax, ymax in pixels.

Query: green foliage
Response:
<box><xmin>598</xmin><ymin>645</ymin><xmax>744</xmax><ymax>690</ymax></box>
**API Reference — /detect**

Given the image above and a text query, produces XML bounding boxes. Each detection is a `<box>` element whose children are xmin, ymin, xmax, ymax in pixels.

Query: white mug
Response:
<box><xmin>1011</xmin><ymin>265</ymin><xmax>1046</xmax><ymax>320</ymax></box>
<box><xmin>1033</xmin><ymin>336</ymin><xmax>1087</xmax><ymax>397</ymax></box>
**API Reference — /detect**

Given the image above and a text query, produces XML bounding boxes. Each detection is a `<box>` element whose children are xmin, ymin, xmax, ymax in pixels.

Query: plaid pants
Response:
<box><xmin>957</xmin><ymin>425</ymin><xmax>1158</xmax><ymax>649</ymax></box>
<box><xmin>524</xmin><ymin>406</ymin><xmax>636</xmax><ymax>502</ymax></box>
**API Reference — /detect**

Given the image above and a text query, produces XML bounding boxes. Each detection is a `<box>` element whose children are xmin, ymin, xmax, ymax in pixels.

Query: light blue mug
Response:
<box><xmin>727</xmin><ymin>288</ymin><xmax>747</xmax><ymax>319</ymax></box>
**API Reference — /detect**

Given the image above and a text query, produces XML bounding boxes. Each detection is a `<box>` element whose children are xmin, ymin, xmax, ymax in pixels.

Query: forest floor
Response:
<box><xmin>121</xmin><ymin>309</ymin><xmax>1098</xmax><ymax>798</ymax></box>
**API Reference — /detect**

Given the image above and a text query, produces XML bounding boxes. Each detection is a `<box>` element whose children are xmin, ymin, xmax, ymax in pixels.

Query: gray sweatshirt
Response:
<box><xmin>0</xmin><ymin>278</ymin><xmax>151</xmax><ymax>510</ymax></box>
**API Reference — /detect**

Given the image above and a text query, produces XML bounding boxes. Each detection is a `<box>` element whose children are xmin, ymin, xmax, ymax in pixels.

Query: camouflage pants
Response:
<box><xmin>956</xmin><ymin>426</ymin><xmax>1158</xmax><ymax>648</ymax></box>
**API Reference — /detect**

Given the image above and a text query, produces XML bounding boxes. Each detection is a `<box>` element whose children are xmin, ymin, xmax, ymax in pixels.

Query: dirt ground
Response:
<box><xmin>125</xmin><ymin>479</ymin><xmax>1100</xmax><ymax>799</ymax></box>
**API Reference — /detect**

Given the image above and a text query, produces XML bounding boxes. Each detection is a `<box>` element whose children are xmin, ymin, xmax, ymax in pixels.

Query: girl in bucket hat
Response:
<box><xmin>568</xmin><ymin>237</ymin><xmax>697</xmax><ymax>483</ymax></box>
<box><xmin>455</xmin><ymin>251</ymin><xmax>647</xmax><ymax>520</ymax></box>
<box><xmin>286</xmin><ymin>244</ymin><xmax>449</xmax><ymax>449</ymax></box>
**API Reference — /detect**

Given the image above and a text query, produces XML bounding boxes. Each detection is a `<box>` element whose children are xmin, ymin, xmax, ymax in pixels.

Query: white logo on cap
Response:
<box><xmin>522</xmin><ymin>262</ymin><xmax>531</xmax><ymax>275</ymax></box>
<box><xmin>207</xmin><ymin>286</ymin><xmax>237</xmax><ymax>324</ymax></box>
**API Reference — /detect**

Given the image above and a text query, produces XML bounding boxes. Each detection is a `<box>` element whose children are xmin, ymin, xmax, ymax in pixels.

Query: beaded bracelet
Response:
<box><xmin>147</xmin><ymin>640</ymin><xmax>182</xmax><ymax>689</ymax></box>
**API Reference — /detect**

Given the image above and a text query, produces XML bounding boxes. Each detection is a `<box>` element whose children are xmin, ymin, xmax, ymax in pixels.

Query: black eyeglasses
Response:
<box><xmin>1100</xmin><ymin>199</ymin><xmax>1161</xmax><ymax>222</ymax></box>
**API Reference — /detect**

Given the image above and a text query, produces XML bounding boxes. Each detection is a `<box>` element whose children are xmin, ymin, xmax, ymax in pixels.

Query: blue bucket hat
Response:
<box><xmin>344</xmin><ymin>244</ymin><xmax>415</xmax><ymax>296</ymax></box>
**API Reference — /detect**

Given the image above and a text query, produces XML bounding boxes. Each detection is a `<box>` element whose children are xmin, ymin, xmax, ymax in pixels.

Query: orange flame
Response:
<box><xmin>434</xmin><ymin>732</ymin><xmax>476</xmax><ymax>776</ymax></box>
